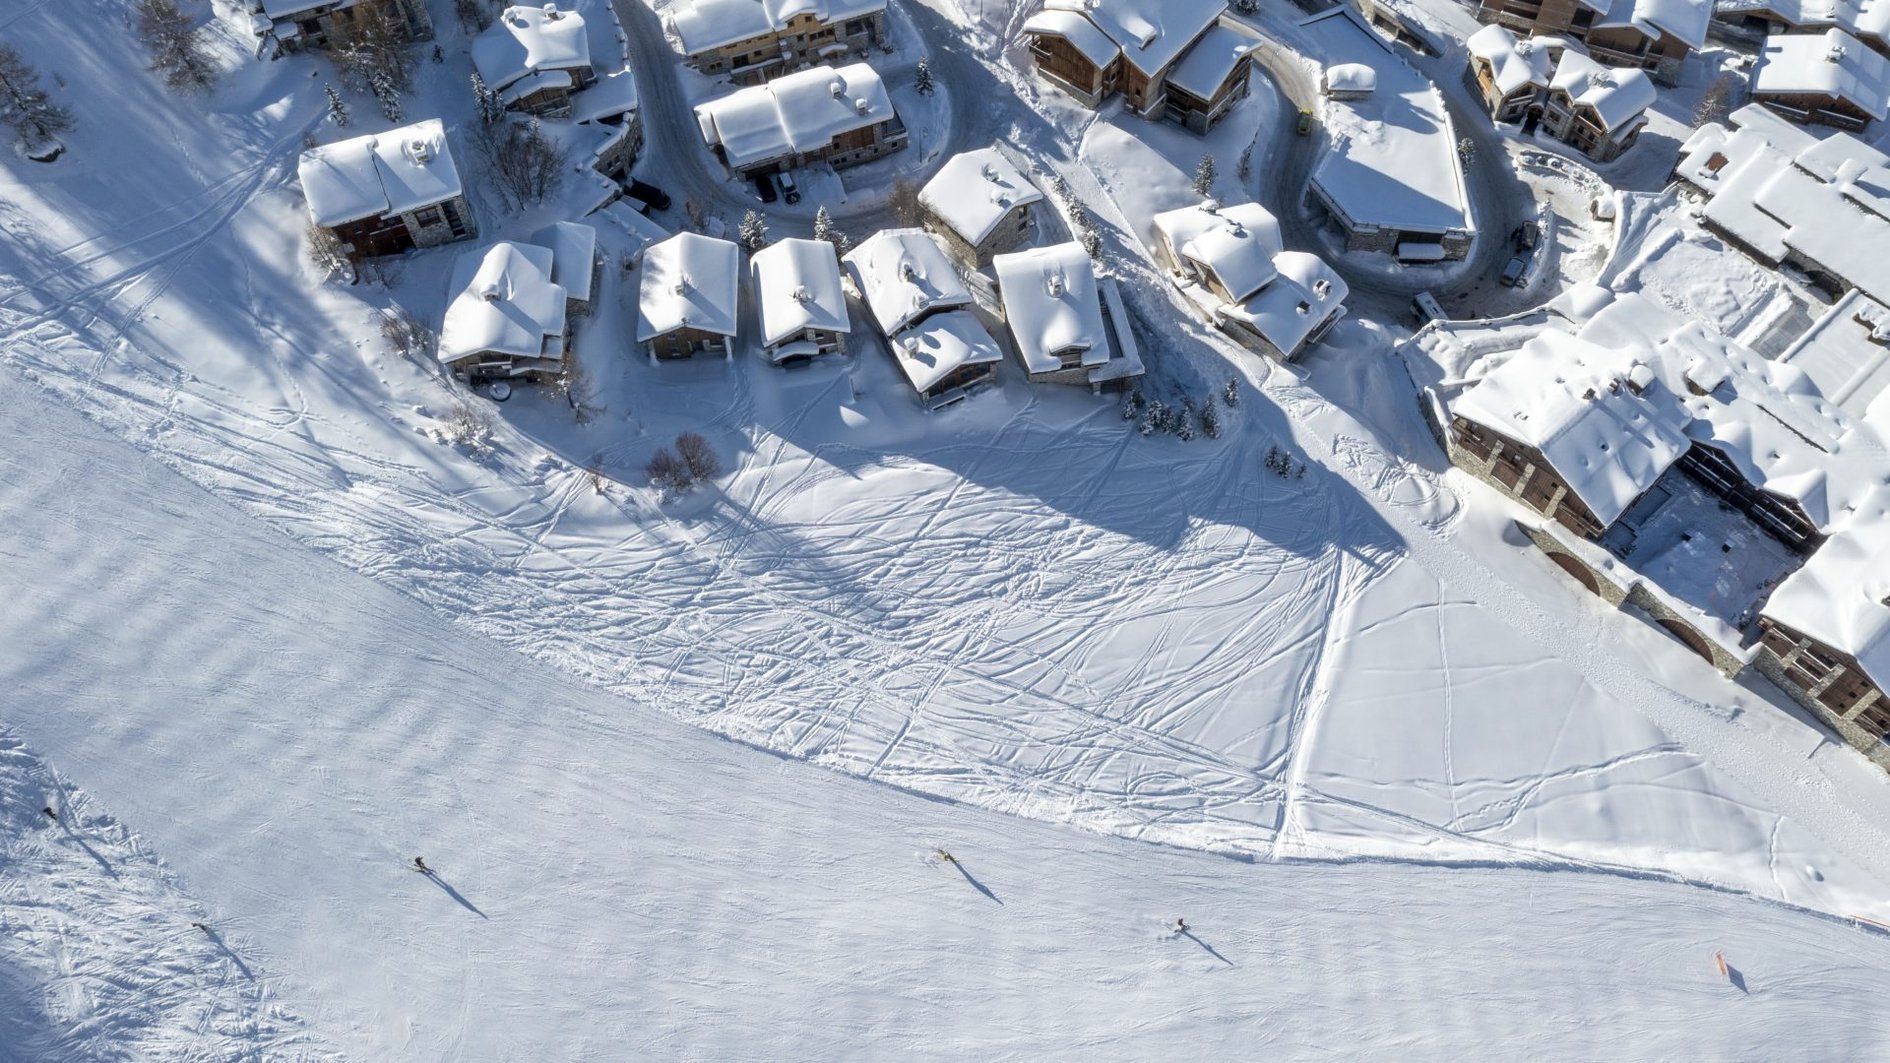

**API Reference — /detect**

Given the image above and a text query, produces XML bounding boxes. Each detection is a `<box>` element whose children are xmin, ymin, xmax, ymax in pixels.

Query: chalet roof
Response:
<box><xmin>1167</xmin><ymin>22</ymin><xmax>1262</xmax><ymax>100</ymax></box>
<box><xmin>637</xmin><ymin>232</ymin><xmax>741</xmax><ymax>341</ymax></box>
<box><xmin>1219</xmin><ymin>251</ymin><xmax>1350</xmax><ymax>358</ymax></box>
<box><xmin>1041</xmin><ymin>0</ymin><xmax>1228</xmax><ymax>77</ymax></box>
<box><xmin>531</xmin><ymin>221</ymin><xmax>597</xmax><ymax>304</ymax></box>
<box><xmin>1763</xmin><ymin>486</ymin><xmax>1890</xmax><ymax>687</ymax></box>
<box><xmin>439</xmin><ymin>241</ymin><xmax>566</xmax><ymax>364</ymax></box>
<box><xmin>693</xmin><ymin>62</ymin><xmax>895</xmax><ymax>172</ymax></box>
<box><xmin>992</xmin><ymin>242</ymin><xmax>1111</xmax><ymax>374</ymax></box>
<box><xmin>1467</xmin><ymin>24</ymin><xmax>1555</xmax><ymax>96</ymax></box>
<box><xmin>298</xmin><ymin>119</ymin><xmax>463</xmax><ymax>227</ymax></box>
<box><xmin>472</xmin><ymin>5</ymin><xmax>591</xmax><ymax>93</ymax></box>
<box><xmin>1752</xmin><ymin>28</ymin><xmax>1890</xmax><ymax>119</ymax></box>
<box><xmin>1152</xmin><ymin>199</ymin><xmax>1285</xmax><ymax>304</ymax></box>
<box><xmin>1549</xmin><ymin>49</ymin><xmax>1656</xmax><ymax>133</ymax></box>
<box><xmin>1020</xmin><ymin>9</ymin><xmax>1121</xmax><ymax>68</ymax></box>
<box><xmin>919</xmin><ymin>148</ymin><xmax>1044</xmax><ymax>247</ymax></box>
<box><xmin>1587</xmin><ymin>0</ymin><xmax>1713</xmax><ymax>51</ymax></box>
<box><xmin>843</xmin><ymin>228</ymin><xmax>970</xmax><ymax>336</ymax></box>
<box><xmin>888</xmin><ymin>310</ymin><xmax>1003</xmax><ymax>393</ymax></box>
<box><xmin>751</xmin><ymin>238</ymin><xmax>851</xmax><ymax>347</ymax></box>
<box><xmin>571</xmin><ymin>68</ymin><xmax>640</xmax><ymax>124</ymax></box>
<box><xmin>671</xmin><ymin>0</ymin><xmax>885</xmax><ymax>55</ymax></box>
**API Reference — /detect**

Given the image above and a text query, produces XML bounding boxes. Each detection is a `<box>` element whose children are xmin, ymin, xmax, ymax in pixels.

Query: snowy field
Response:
<box><xmin>7</xmin><ymin>0</ymin><xmax>1890</xmax><ymax>1056</ymax></box>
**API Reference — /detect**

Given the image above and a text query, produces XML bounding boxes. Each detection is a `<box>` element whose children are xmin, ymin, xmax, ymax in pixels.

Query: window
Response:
<box><xmin>413</xmin><ymin>206</ymin><xmax>443</xmax><ymax>227</ymax></box>
<box><xmin>1572</xmin><ymin>8</ymin><xmax>1595</xmax><ymax>27</ymax></box>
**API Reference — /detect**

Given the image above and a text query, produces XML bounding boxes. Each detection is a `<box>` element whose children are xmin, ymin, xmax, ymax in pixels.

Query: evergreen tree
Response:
<box><xmin>914</xmin><ymin>56</ymin><xmax>934</xmax><ymax>96</ymax></box>
<box><xmin>371</xmin><ymin>71</ymin><xmax>401</xmax><ymax>121</ymax></box>
<box><xmin>1200</xmin><ymin>399</ymin><xmax>1222</xmax><ymax>439</ymax></box>
<box><xmin>1192</xmin><ymin>153</ymin><xmax>1216</xmax><ymax>197</ymax></box>
<box><xmin>324</xmin><ymin>83</ymin><xmax>351</xmax><ymax>128</ymax></box>
<box><xmin>134</xmin><ymin>0</ymin><xmax>218</xmax><ymax>92</ymax></box>
<box><xmin>0</xmin><ymin>44</ymin><xmax>71</xmax><ymax>154</ymax></box>
<box><xmin>471</xmin><ymin>71</ymin><xmax>501</xmax><ymax>124</ymax></box>
<box><xmin>813</xmin><ymin>205</ymin><xmax>849</xmax><ymax>254</ymax></box>
<box><xmin>739</xmin><ymin>209</ymin><xmax>769</xmax><ymax>252</ymax></box>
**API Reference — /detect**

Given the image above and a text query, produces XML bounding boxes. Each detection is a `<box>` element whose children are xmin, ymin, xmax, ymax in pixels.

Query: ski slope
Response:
<box><xmin>7</xmin><ymin>376</ymin><xmax>1890</xmax><ymax>1060</ymax></box>
<box><xmin>5</xmin><ymin>0</ymin><xmax>1890</xmax><ymax>1054</ymax></box>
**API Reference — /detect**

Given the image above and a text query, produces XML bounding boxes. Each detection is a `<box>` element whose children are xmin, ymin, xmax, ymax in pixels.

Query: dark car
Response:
<box><xmin>1511</xmin><ymin>220</ymin><xmax>1539</xmax><ymax>251</ymax></box>
<box><xmin>753</xmin><ymin>173</ymin><xmax>778</xmax><ymax>203</ymax></box>
<box><xmin>1499</xmin><ymin>256</ymin><xmax>1529</xmax><ymax>287</ymax></box>
<box><xmin>626</xmin><ymin>178</ymin><xmax>671</xmax><ymax>212</ymax></box>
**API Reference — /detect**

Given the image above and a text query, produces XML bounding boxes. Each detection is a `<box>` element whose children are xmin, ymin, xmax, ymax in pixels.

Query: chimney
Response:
<box><xmin>481</xmin><ymin>282</ymin><xmax>502</xmax><ymax>302</ymax></box>
<box><xmin>1046</xmin><ymin>272</ymin><xmax>1064</xmax><ymax>297</ymax></box>
<box><xmin>830</xmin><ymin>79</ymin><xmax>846</xmax><ymax>98</ymax></box>
<box><xmin>792</xmin><ymin>284</ymin><xmax>812</xmax><ymax>304</ymax></box>
<box><xmin>981</xmin><ymin>161</ymin><xmax>999</xmax><ymax>180</ymax></box>
<box><xmin>854</xmin><ymin>97</ymin><xmax>869</xmax><ymax>114</ymax></box>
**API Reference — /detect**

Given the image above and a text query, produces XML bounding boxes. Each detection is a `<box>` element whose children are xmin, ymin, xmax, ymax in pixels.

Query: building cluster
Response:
<box><xmin>1467</xmin><ymin>25</ymin><xmax>1656</xmax><ymax>161</ymax></box>
<box><xmin>1021</xmin><ymin>0</ymin><xmax>1263</xmax><ymax>133</ymax></box>
<box><xmin>1718</xmin><ymin>0</ymin><xmax>1890</xmax><ymax>130</ymax></box>
<box><xmin>1471</xmin><ymin>0</ymin><xmax>1711</xmax><ymax>84</ymax></box>
<box><xmin>1153</xmin><ymin>200</ymin><xmax>1350</xmax><ymax>361</ymax></box>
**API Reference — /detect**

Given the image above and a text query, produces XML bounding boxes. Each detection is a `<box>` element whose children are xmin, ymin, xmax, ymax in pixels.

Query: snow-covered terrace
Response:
<box><xmin>1299</xmin><ymin>9</ymin><xmax>1472</xmax><ymax>242</ymax></box>
<box><xmin>694</xmin><ymin>62</ymin><xmax>896</xmax><ymax>173</ymax></box>
<box><xmin>296</xmin><ymin>119</ymin><xmax>463</xmax><ymax>227</ymax></box>
<box><xmin>1752</xmin><ymin>28</ymin><xmax>1890</xmax><ymax>121</ymax></box>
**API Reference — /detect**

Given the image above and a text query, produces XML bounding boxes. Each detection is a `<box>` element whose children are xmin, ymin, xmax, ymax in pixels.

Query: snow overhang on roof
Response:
<box><xmin>992</xmin><ymin>242</ymin><xmax>1111</xmax><ymax>374</ymax></box>
<box><xmin>843</xmin><ymin>228</ymin><xmax>972</xmax><ymax>336</ymax></box>
<box><xmin>918</xmin><ymin>148</ymin><xmax>1045</xmax><ymax>247</ymax></box>
<box><xmin>638</xmin><ymin>232</ymin><xmax>741</xmax><ymax>341</ymax></box>
<box><xmin>472</xmin><ymin>5</ymin><xmax>591</xmax><ymax>94</ymax></box>
<box><xmin>751</xmin><ymin>237</ymin><xmax>851</xmax><ymax>346</ymax></box>
<box><xmin>440</xmin><ymin>241</ymin><xmax>567</xmax><ymax>363</ymax></box>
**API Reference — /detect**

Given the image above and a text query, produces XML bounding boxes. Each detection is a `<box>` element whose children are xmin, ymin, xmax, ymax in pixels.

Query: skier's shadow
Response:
<box><xmin>1726</xmin><ymin>963</ymin><xmax>1749</xmax><ymax>994</ymax></box>
<box><xmin>1180</xmin><ymin>929</ymin><xmax>1234</xmax><ymax>967</ymax></box>
<box><xmin>199</xmin><ymin>926</ymin><xmax>256</xmax><ymax>981</ymax></box>
<box><xmin>949</xmin><ymin>860</ymin><xmax>1002</xmax><ymax>905</ymax></box>
<box><xmin>56</xmin><ymin>817</ymin><xmax>116</xmax><ymax>879</ymax></box>
<box><xmin>422</xmin><ymin>871</ymin><xmax>489</xmax><ymax>919</ymax></box>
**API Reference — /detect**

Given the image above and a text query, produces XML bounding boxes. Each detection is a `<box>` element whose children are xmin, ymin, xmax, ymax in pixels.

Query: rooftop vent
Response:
<box><xmin>673</xmin><ymin>272</ymin><xmax>691</xmax><ymax>296</ymax></box>
<box><xmin>406</xmin><ymin>138</ymin><xmax>433</xmax><ymax>165</ymax></box>
<box><xmin>1046</xmin><ymin>272</ymin><xmax>1064</xmax><ymax>297</ymax></box>
<box><xmin>792</xmin><ymin>285</ymin><xmax>812</xmax><ymax>304</ymax></box>
<box><xmin>854</xmin><ymin>97</ymin><xmax>869</xmax><ymax>114</ymax></box>
<box><xmin>1827</xmin><ymin>42</ymin><xmax>1847</xmax><ymax>62</ymax></box>
<box><xmin>481</xmin><ymin>282</ymin><xmax>503</xmax><ymax>303</ymax></box>
<box><xmin>1313</xmin><ymin>278</ymin><xmax>1332</xmax><ymax>298</ymax></box>
<box><xmin>830</xmin><ymin>79</ymin><xmax>846</xmax><ymax>98</ymax></box>
<box><xmin>1296</xmin><ymin>301</ymin><xmax>1310</xmax><ymax>315</ymax></box>
<box><xmin>898</xmin><ymin>260</ymin><xmax>918</xmax><ymax>282</ymax></box>
<box><xmin>543</xmin><ymin>3</ymin><xmax>562</xmax><ymax>19</ymax></box>
<box><xmin>1202</xmin><ymin>198</ymin><xmax>1221</xmax><ymax>214</ymax></box>
<box><xmin>981</xmin><ymin>161</ymin><xmax>1000</xmax><ymax>180</ymax></box>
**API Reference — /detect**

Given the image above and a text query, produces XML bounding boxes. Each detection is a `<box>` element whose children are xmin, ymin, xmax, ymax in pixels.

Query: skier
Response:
<box><xmin>191</xmin><ymin>922</ymin><xmax>211</xmax><ymax>934</ymax></box>
<box><xmin>413</xmin><ymin>856</ymin><xmax>431</xmax><ymax>874</ymax></box>
<box><xmin>1175</xmin><ymin>918</ymin><xmax>1188</xmax><ymax>933</ymax></box>
<box><xmin>936</xmin><ymin>849</ymin><xmax>957</xmax><ymax>865</ymax></box>
<box><xmin>41</xmin><ymin>806</ymin><xmax>56</xmax><ymax>821</ymax></box>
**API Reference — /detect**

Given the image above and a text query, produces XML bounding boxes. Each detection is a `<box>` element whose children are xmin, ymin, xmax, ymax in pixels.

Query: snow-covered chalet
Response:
<box><xmin>437</xmin><ymin>225</ymin><xmax>596</xmax><ymax>385</ymax></box>
<box><xmin>668</xmin><ymin>0</ymin><xmax>886</xmax><ymax>85</ymax></box>
<box><xmin>1153</xmin><ymin>199</ymin><xmax>1348</xmax><ymax>362</ymax></box>
<box><xmin>471</xmin><ymin>4</ymin><xmax>597</xmax><ymax>118</ymax></box>
<box><xmin>297</xmin><ymin>119</ymin><xmax>475</xmax><ymax>261</ymax></box>
<box><xmin>1472</xmin><ymin>0</ymin><xmax>1710</xmax><ymax>84</ymax></box>
<box><xmin>843</xmin><ymin>229</ymin><xmax>1004</xmax><ymax>408</ymax></box>
<box><xmin>247</xmin><ymin>0</ymin><xmax>432</xmax><ymax>54</ymax></box>
<box><xmin>1021</xmin><ymin>0</ymin><xmax>1262</xmax><ymax>133</ymax></box>
<box><xmin>991</xmin><ymin>242</ymin><xmax>1143</xmax><ymax>391</ymax></box>
<box><xmin>1468</xmin><ymin>26</ymin><xmax>1654</xmax><ymax>162</ymax></box>
<box><xmin>918</xmin><ymin>148</ymin><xmax>1044</xmax><ymax>269</ymax></box>
<box><xmin>693</xmin><ymin>62</ymin><xmax>905</xmax><ymax>178</ymax></box>
<box><xmin>638</xmin><ymin>233</ymin><xmax>741</xmax><ymax>361</ymax></box>
<box><xmin>751</xmin><ymin>238</ymin><xmax>851</xmax><ymax>365</ymax></box>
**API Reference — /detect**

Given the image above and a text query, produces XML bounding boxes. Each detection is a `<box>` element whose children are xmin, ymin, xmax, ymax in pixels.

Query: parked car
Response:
<box><xmin>1296</xmin><ymin>109</ymin><xmax>1314</xmax><ymax>135</ymax></box>
<box><xmin>1499</xmin><ymin>256</ymin><xmax>1529</xmax><ymax>287</ymax></box>
<box><xmin>626</xmin><ymin>178</ymin><xmax>671</xmax><ymax>212</ymax></box>
<box><xmin>753</xmin><ymin>173</ymin><xmax>778</xmax><ymax>203</ymax></box>
<box><xmin>1411</xmin><ymin>291</ymin><xmax>1446</xmax><ymax>325</ymax></box>
<box><xmin>775</xmin><ymin>170</ymin><xmax>801</xmax><ymax>205</ymax></box>
<box><xmin>1511</xmin><ymin>220</ymin><xmax>1539</xmax><ymax>252</ymax></box>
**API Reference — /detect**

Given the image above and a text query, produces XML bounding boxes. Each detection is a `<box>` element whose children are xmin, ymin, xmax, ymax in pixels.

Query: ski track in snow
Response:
<box><xmin>6</xmin><ymin>7</ymin><xmax>1890</xmax><ymax>1051</ymax></box>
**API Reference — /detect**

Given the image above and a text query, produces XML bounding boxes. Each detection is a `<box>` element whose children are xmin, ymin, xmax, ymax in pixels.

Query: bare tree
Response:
<box><xmin>436</xmin><ymin>401</ymin><xmax>496</xmax><ymax>454</ymax></box>
<box><xmin>887</xmin><ymin>177</ymin><xmax>924</xmax><ymax>227</ymax></box>
<box><xmin>306</xmin><ymin>221</ymin><xmax>356</xmax><ymax>284</ymax></box>
<box><xmin>333</xmin><ymin>4</ymin><xmax>416</xmax><ymax>97</ymax></box>
<box><xmin>134</xmin><ymin>0</ymin><xmax>219</xmax><ymax>92</ymax></box>
<box><xmin>549</xmin><ymin>357</ymin><xmax>602</xmax><ymax>423</ymax></box>
<box><xmin>0</xmin><ymin>44</ymin><xmax>71</xmax><ymax>159</ymax></box>
<box><xmin>646</xmin><ymin>447</ymin><xmax>690</xmax><ymax>492</ymax></box>
<box><xmin>675</xmin><ymin>431</ymin><xmax>721</xmax><ymax>482</ymax></box>
<box><xmin>473</xmin><ymin>119</ymin><xmax>567</xmax><ymax>211</ymax></box>
<box><xmin>380</xmin><ymin>304</ymin><xmax>434</xmax><ymax>365</ymax></box>
<box><xmin>1694</xmin><ymin>71</ymin><xmax>1741</xmax><ymax>129</ymax></box>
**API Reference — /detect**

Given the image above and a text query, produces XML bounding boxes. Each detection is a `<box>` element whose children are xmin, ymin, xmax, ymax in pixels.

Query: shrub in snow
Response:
<box><xmin>1237</xmin><ymin>143</ymin><xmax>1253</xmax><ymax>182</ymax></box>
<box><xmin>646</xmin><ymin>447</ymin><xmax>691</xmax><ymax>493</ymax></box>
<box><xmin>552</xmin><ymin>359</ymin><xmax>602</xmax><ymax>424</ymax></box>
<box><xmin>134</xmin><ymin>0</ymin><xmax>218</xmax><ymax>93</ymax></box>
<box><xmin>915</xmin><ymin>57</ymin><xmax>934</xmax><ymax>97</ymax></box>
<box><xmin>306</xmin><ymin>221</ymin><xmax>355</xmax><ymax>284</ymax></box>
<box><xmin>1222</xmin><ymin>377</ymin><xmax>1239</xmax><ymax>407</ymax></box>
<box><xmin>379</xmin><ymin>304</ymin><xmax>434</xmax><ymax>365</ymax></box>
<box><xmin>1120</xmin><ymin>388</ymin><xmax>1142</xmax><ymax>421</ymax></box>
<box><xmin>324</xmin><ymin>84</ymin><xmax>351</xmax><ymax>128</ymax></box>
<box><xmin>814</xmin><ymin>206</ymin><xmax>850</xmax><ymax>254</ymax></box>
<box><xmin>0</xmin><ymin>45</ymin><xmax>70</xmax><ymax>160</ymax></box>
<box><xmin>475</xmin><ymin>118</ymin><xmax>567</xmax><ymax>211</ymax></box>
<box><xmin>739</xmin><ymin>210</ymin><xmax>770</xmax><ymax>252</ymax></box>
<box><xmin>1200</xmin><ymin>399</ymin><xmax>1222</xmax><ymax>439</ymax></box>
<box><xmin>436</xmin><ymin>402</ymin><xmax>496</xmax><ymax>454</ymax></box>
<box><xmin>1080</xmin><ymin>227</ymin><xmax>1102</xmax><ymax>261</ymax></box>
<box><xmin>676</xmin><ymin>431</ymin><xmax>722</xmax><ymax>483</ymax></box>
<box><xmin>1192</xmin><ymin>154</ymin><xmax>1216</xmax><ymax>197</ymax></box>
<box><xmin>887</xmin><ymin>178</ymin><xmax>923</xmax><ymax>227</ymax></box>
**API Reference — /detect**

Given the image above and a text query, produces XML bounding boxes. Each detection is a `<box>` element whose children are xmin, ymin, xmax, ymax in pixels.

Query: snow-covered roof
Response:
<box><xmin>1591</xmin><ymin>0</ymin><xmax>1713</xmax><ymax>50</ymax></box>
<box><xmin>1323</xmin><ymin>62</ymin><xmax>1378</xmax><ymax>95</ymax></box>
<box><xmin>637</xmin><ymin>232</ymin><xmax>741</xmax><ymax>341</ymax></box>
<box><xmin>1763</xmin><ymin>485</ymin><xmax>1890</xmax><ymax>686</ymax></box>
<box><xmin>571</xmin><ymin>67</ymin><xmax>640</xmax><ymax>124</ymax></box>
<box><xmin>1041</xmin><ymin>0</ymin><xmax>1228</xmax><ymax>77</ymax></box>
<box><xmin>472</xmin><ymin>5</ymin><xmax>591</xmax><ymax>94</ymax></box>
<box><xmin>1467</xmin><ymin>24</ymin><xmax>1555</xmax><ymax>96</ymax></box>
<box><xmin>532</xmin><ymin>221</ymin><xmax>596</xmax><ymax>304</ymax></box>
<box><xmin>1167</xmin><ymin>22</ymin><xmax>1262</xmax><ymax>101</ymax></box>
<box><xmin>843</xmin><ymin>228</ymin><xmax>971</xmax><ymax>336</ymax></box>
<box><xmin>671</xmin><ymin>0</ymin><xmax>885</xmax><ymax>55</ymax></box>
<box><xmin>1300</xmin><ymin>8</ymin><xmax>1472</xmax><ymax>237</ymax></box>
<box><xmin>1219</xmin><ymin>251</ymin><xmax>1349</xmax><ymax>359</ymax></box>
<box><xmin>992</xmin><ymin>242</ymin><xmax>1111</xmax><ymax>374</ymax></box>
<box><xmin>260</xmin><ymin>0</ymin><xmax>340</xmax><ymax>16</ymax></box>
<box><xmin>1453</xmin><ymin>330</ymin><xmax>1691</xmax><ymax>526</ymax></box>
<box><xmin>439</xmin><ymin>241</ymin><xmax>567</xmax><ymax>364</ymax></box>
<box><xmin>1152</xmin><ymin>199</ymin><xmax>1285</xmax><ymax>304</ymax></box>
<box><xmin>1020</xmin><ymin>9</ymin><xmax>1121</xmax><ymax>69</ymax></box>
<box><xmin>750</xmin><ymin>238</ymin><xmax>850</xmax><ymax>347</ymax></box>
<box><xmin>694</xmin><ymin>63</ymin><xmax>896</xmax><ymax>172</ymax></box>
<box><xmin>918</xmin><ymin>148</ymin><xmax>1044</xmax><ymax>247</ymax></box>
<box><xmin>1752</xmin><ymin>28</ymin><xmax>1890</xmax><ymax>120</ymax></box>
<box><xmin>1774</xmin><ymin>291</ymin><xmax>1890</xmax><ymax>421</ymax></box>
<box><xmin>1682</xmin><ymin>106</ymin><xmax>1890</xmax><ymax>303</ymax></box>
<box><xmin>1550</xmin><ymin>50</ymin><xmax>1656</xmax><ymax>133</ymax></box>
<box><xmin>298</xmin><ymin>119</ymin><xmax>463</xmax><ymax>227</ymax></box>
<box><xmin>887</xmin><ymin>310</ymin><xmax>1003</xmax><ymax>393</ymax></box>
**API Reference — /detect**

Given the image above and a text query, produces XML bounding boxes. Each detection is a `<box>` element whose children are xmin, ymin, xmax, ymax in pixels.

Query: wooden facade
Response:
<box><xmin>324</xmin><ymin>196</ymin><xmax>474</xmax><ymax>262</ymax></box>
<box><xmin>1163</xmin><ymin>57</ymin><xmax>1255</xmax><ymax>134</ymax></box>
<box><xmin>1026</xmin><ymin>33</ymin><xmax>1117</xmax><ymax>104</ymax></box>
<box><xmin>686</xmin><ymin>9</ymin><xmax>885</xmax><ymax>84</ymax></box>
<box><xmin>1541</xmin><ymin>91</ymin><xmax>1646</xmax><ymax>160</ymax></box>
<box><xmin>1474</xmin><ymin>0</ymin><xmax>1690</xmax><ymax>83</ymax></box>
<box><xmin>268</xmin><ymin>0</ymin><xmax>432</xmax><ymax>52</ymax></box>
<box><xmin>1447</xmin><ymin>414</ymin><xmax>1610</xmax><ymax>539</ymax></box>
<box><xmin>647</xmin><ymin>325</ymin><xmax>731</xmax><ymax>361</ymax></box>
<box><xmin>1752</xmin><ymin>89</ymin><xmax>1877</xmax><ymax>131</ymax></box>
<box><xmin>1756</xmin><ymin>617</ymin><xmax>1890</xmax><ymax>767</ymax></box>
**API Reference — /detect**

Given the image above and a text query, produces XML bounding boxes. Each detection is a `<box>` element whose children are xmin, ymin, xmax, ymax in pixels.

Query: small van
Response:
<box><xmin>1412</xmin><ymin>291</ymin><xmax>1446</xmax><ymax>325</ymax></box>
